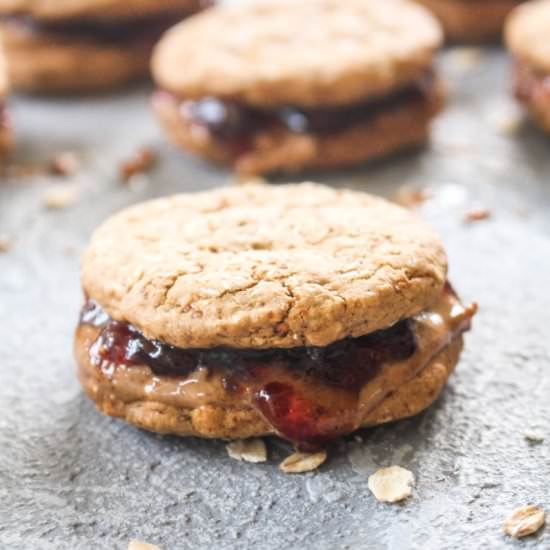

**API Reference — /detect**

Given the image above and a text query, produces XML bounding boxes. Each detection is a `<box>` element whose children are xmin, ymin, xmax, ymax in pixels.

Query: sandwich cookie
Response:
<box><xmin>506</xmin><ymin>0</ymin><xmax>550</xmax><ymax>132</ymax></box>
<box><xmin>414</xmin><ymin>0</ymin><xmax>522</xmax><ymax>41</ymax></box>
<box><xmin>152</xmin><ymin>0</ymin><xmax>445</xmax><ymax>176</ymax></box>
<box><xmin>0</xmin><ymin>0</ymin><xmax>206</xmax><ymax>93</ymax></box>
<box><xmin>75</xmin><ymin>183</ymin><xmax>476</xmax><ymax>450</ymax></box>
<box><xmin>0</xmin><ymin>39</ymin><xmax>12</xmax><ymax>160</ymax></box>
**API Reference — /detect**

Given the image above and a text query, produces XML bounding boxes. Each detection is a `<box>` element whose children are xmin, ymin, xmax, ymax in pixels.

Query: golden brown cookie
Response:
<box><xmin>0</xmin><ymin>38</ymin><xmax>12</xmax><ymax>160</ymax></box>
<box><xmin>0</xmin><ymin>0</ymin><xmax>204</xmax><ymax>93</ymax></box>
<box><xmin>151</xmin><ymin>0</ymin><xmax>444</xmax><ymax>175</ymax></box>
<box><xmin>506</xmin><ymin>0</ymin><xmax>550</xmax><ymax>131</ymax></box>
<box><xmin>414</xmin><ymin>0</ymin><xmax>521</xmax><ymax>41</ymax></box>
<box><xmin>75</xmin><ymin>183</ymin><xmax>476</xmax><ymax>450</ymax></box>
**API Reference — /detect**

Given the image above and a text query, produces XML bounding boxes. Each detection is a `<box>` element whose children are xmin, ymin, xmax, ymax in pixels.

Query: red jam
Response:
<box><xmin>81</xmin><ymin>300</ymin><xmax>418</xmax><ymax>449</ymax></box>
<box><xmin>178</xmin><ymin>71</ymin><xmax>436</xmax><ymax>143</ymax></box>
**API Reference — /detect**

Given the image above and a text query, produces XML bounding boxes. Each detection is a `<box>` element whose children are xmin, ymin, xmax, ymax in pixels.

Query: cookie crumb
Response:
<box><xmin>524</xmin><ymin>430</ymin><xmax>544</xmax><ymax>443</ymax></box>
<box><xmin>0</xmin><ymin>233</ymin><xmax>13</xmax><ymax>252</ymax></box>
<box><xmin>128</xmin><ymin>541</ymin><xmax>161</xmax><ymax>550</ymax></box>
<box><xmin>464</xmin><ymin>207</ymin><xmax>491</xmax><ymax>223</ymax></box>
<box><xmin>503</xmin><ymin>505</ymin><xmax>545</xmax><ymax>539</ymax></box>
<box><xmin>120</xmin><ymin>147</ymin><xmax>157</xmax><ymax>182</ymax></box>
<box><xmin>43</xmin><ymin>186</ymin><xmax>79</xmax><ymax>209</ymax></box>
<box><xmin>393</xmin><ymin>187</ymin><xmax>432</xmax><ymax>209</ymax></box>
<box><xmin>279</xmin><ymin>450</ymin><xmax>327</xmax><ymax>474</ymax></box>
<box><xmin>448</xmin><ymin>47</ymin><xmax>483</xmax><ymax>72</ymax></box>
<box><xmin>226</xmin><ymin>438</ymin><xmax>267</xmax><ymax>463</ymax></box>
<box><xmin>49</xmin><ymin>151</ymin><xmax>81</xmax><ymax>176</ymax></box>
<box><xmin>368</xmin><ymin>465</ymin><xmax>415</xmax><ymax>503</ymax></box>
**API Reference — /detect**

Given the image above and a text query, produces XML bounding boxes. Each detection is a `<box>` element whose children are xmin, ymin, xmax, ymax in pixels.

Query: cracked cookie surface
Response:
<box><xmin>82</xmin><ymin>183</ymin><xmax>447</xmax><ymax>349</ymax></box>
<box><xmin>152</xmin><ymin>0</ymin><xmax>442</xmax><ymax>108</ymax></box>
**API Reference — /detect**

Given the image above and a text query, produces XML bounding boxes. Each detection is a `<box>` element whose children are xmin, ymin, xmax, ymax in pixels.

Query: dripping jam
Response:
<box><xmin>80</xmin><ymin>300</ymin><xmax>418</xmax><ymax>449</ymax></box>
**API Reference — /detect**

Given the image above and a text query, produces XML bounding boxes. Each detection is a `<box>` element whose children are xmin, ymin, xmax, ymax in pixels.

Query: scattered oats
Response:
<box><xmin>226</xmin><ymin>438</ymin><xmax>267</xmax><ymax>463</ymax></box>
<box><xmin>367</xmin><ymin>465</ymin><xmax>415</xmax><ymax>503</ymax></box>
<box><xmin>128</xmin><ymin>541</ymin><xmax>161</xmax><ymax>550</ymax></box>
<box><xmin>503</xmin><ymin>505</ymin><xmax>545</xmax><ymax>539</ymax></box>
<box><xmin>49</xmin><ymin>151</ymin><xmax>80</xmax><ymax>176</ymax></box>
<box><xmin>279</xmin><ymin>450</ymin><xmax>327</xmax><ymax>474</ymax></box>
<box><xmin>43</xmin><ymin>186</ymin><xmax>79</xmax><ymax>209</ymax></box>
<box><xmin>448</xmin><ymin>47</ymin><xmax>483</xmax><ymax>72</ymax></box>
<box><xmin>464</xmin><ymin>207</ymin><xmax>491</xmax><ymax>223</ymax></box>
<box><xmin>120</xmin><ymin>147</ymin><xmax>157</xmax><ymax>182</ymax></box>
<box><xmin>524</xmin><ymin>430</ymin><xmax>544</xmax><ymax>443</ymax></box>
<box><xmin>0</xmin><ymin>233</ymin><xmax>13</xmax><ymax>252</ymax></box>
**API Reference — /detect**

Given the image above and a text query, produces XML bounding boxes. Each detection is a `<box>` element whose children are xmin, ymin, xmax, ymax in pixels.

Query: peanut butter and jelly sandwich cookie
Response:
<box><xmin>151</xmin><ymin>0</ymin><xmax>445</xmax><ymax>176</ymax></box>
<box><xmin>414</xmin><ymin>0</ymin><xmax>522</xmax><ymax>41</ymax></box>
<box><xmin>506</xmin><ymin>0</ymin><xmax>550</xmax><ymax>132</ymax></box>
<box><xmin>0</xmin><ymin>0</ymin><xmax>206</xmax><ymax>93</ymax></box>
<box><xmin>75</xmin><ymin>183</ymin><xmax>476</xmax><ymax>451</ymax></box>
<box><xmin>0</xmin><ymin>39</ymin><xmax>12</xmax><ymax>160</ymax></box>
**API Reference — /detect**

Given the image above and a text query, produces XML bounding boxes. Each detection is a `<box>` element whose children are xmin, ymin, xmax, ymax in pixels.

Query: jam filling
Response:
<box><xmin>514</xmin><ymin>61</ymin><xmax>550</xmax><ymax>104</ymax></box>
<box><xmin>173</xmin><ymin>71</ymin><xmax>437</xmax><ymax>146</ymax></box>
<box><xmin>79</xmin><ymin>283</ymin><xmax>474</xmax><ymax>450</ymax></box>
<box><xmin>4</xmin><ymin>10</ymin><xmax>192</xmax><ymax>45</ymax></box>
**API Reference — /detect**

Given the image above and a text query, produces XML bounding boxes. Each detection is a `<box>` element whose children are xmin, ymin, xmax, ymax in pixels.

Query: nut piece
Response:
<box><xmin>367</xmin><ymin>465</ymin><xmax>415</xmax><ymax>503</ymax></box>
<box><xmin>43</xmin><ymin>186</ymin><xmax>79</xmax><ymax>209</ymax></box>
<box><xmin>503</xmin><ymin>505</ymin><xmax>545</xmax><ymax>539</ymax></box>
<box><xmin>226</xmin><ymin>438</ymin><xmax>267</xmax><ymax>463</ymax></box>
<box><xmin>279</xmin><ymin>450</ymin><xmax>327</xmax><ymax>474</ymax></box>
<box><xmin>49</xmin><ymin>151</ymin><xmax>81</xmax><ymax>176</ymax></box>
<box><xmin>128</xmin><ymin>541</ymin><xmax>161</xmax><ymax>550</ymax></box>
<box><xmin>120</xmin><ymin>147</ymin><xmax>157</xmax><ymax>182</ymax></box>
<box><xmin>464</xmin><ymin>207</ymin><xmax>491</xmax><ymax>223</ymax></box>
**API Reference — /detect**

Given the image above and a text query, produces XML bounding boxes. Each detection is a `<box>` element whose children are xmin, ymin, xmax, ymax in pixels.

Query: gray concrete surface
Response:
<box><xmin>1</xmin><ymin>48</ymin><xmax>549</xmax><ymax>550</ymax></box>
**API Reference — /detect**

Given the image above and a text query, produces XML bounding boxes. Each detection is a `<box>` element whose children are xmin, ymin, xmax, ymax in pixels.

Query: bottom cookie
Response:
<box><xmin>414</xmin><ymin>0</ymin><xmax>520</xmax><ymax>41</ymax></box>
<box><xmin>77</xmin><ymin>320</ymin><xmax>463</xmax><ymax>446</ymax></box>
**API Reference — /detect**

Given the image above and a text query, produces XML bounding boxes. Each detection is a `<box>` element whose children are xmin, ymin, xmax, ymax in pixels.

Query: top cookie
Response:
<box><xmin>506</xmin><ymin>0</ymin><xmax>550</xmax><ymax>72</ymax></box>
<box><xmin>152</xmin><ymin>0</ymin><xmax>443</xmax><ymax>107</ymax></box>
<box><xmin>82</xmin><ymin>183</ymin><xmax>447</xmax><ymax>350</ymax></box>
<box><xmin>0</xmin><ymin>0</ymin><xmax>199</xmax><ymax>21</ymax></box>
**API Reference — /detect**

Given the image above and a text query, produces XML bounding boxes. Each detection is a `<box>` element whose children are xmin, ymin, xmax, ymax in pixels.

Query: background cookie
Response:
<box><xmin>506</xmin><ymin>0</ymin><xmax>550</xmax><ymax>131</ymax></box>
<box><xmin>414</xmin><ymin>0</ymin><xmax>520</xmax><ymax>41</ymax></box>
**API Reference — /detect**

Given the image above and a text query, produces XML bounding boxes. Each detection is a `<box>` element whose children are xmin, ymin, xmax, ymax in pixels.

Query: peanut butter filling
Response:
<box><xmin>76</xmin><ymin>284</ymin><xmax>475</xmax><ymax>449</ymax></box>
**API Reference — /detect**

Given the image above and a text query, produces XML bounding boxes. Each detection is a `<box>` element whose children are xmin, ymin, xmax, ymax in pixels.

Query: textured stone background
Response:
<box><xmin>1</xmin><ymin>49</ymin><xmax>549</xmax><ymax>550</ymax></box>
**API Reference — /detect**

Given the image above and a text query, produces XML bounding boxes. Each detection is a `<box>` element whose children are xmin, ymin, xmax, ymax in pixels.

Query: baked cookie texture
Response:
<box><xmin>0</xmin><ymin>0</ymin><xmax>200</xmax><ymax>21</ymax></box>
<box><xmin>414</xmin><ymin>0</ymin><xmax>521</xmax><ymax>41</ymax></box>
<box><xmin>506</xmin><ymin>0</ymin><xmax>550</xmax><ymax>131</ymax></box>
<box><xmin>0</xmin><ymin>40</ymin><xmax>12</xmax><ymax>159</ymax></box>
<box><xmin>153</xmin><ymin>0</ymin><xmax>442</xmax><ymax>107</ymax></box>
<box><xmin>151</xmin><ymin>0</ymin><xmax>445</xmax><ymax>175</ymax></box>
<box><xmin>0</xmin><ymin>0</ymin><xmax>202</xmax><ymax>92</ymax></box>
<box><xmin>81</xmin><ymin>183</ymin><xmax>448</xmax><ymax>349</ymax></box>
<box><xmin>76</xmin><ymin>183</ymin><xmax>475</xmax><ymax>448</ymax></box>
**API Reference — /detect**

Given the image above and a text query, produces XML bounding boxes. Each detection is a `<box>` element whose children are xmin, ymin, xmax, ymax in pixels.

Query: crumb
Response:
<box><xmin>120</xmin><ymin>147</ymin><xmax>157</xmax><ymax>182</ymax></box>
<box><xmin>234</xmin><ymin>175</ymin><xmax>268</xmax><ymax>186</ymax></box>
<box><xmin>279</xmin><ymin>450</ymin><xmax>327</xmax><ymax>474</ymax></box>
<box><xmin>448</xmin><ymin>47</ymin><xmax>483</xmax><ymax>73</ymax></box>
<box><xmin>393</xmin><ymin>187</ymin><xmax>432</xmax><ymax>209</ymax></box>
<box><xmin>128</xmin><ymin>541</ymin><xmax>161</xmax><ymax>550</ymax></box>
<box><xmin>524</xmin><ymin>430</ymin><xmax>544</xmax><ymax>443</ymax></box>
<box><xmin>0</xmin><ymin>233</ymin><xmax>13</xmax><ymax>252</ymax></box>
<box><xmin>367</xmin><ymin>465</ymin><xmax>415</xmax><ymax>503</ymax></box>
<box><xmin>464</xmin><ymin>207</ymin><xmax>491</xmax><ymax>223</ymax></box>
<box><xmin>49</xmin><ymin>151</ymin><xmax>81</xmax><ymax>176</ymax></box>
<box><xmin>226</xmin><ymin>438</ymin><xmax>267</xmax><ymax>463</ymax></box>
<box><xmin>503</xmin><ymin>505</ymin><xmax>545</xmax><ymax>539</ymax></box>
<box><xmin>43</xmin><ymin>186</ymin><xmax>79</xmax><ymax>209</ymax></box>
